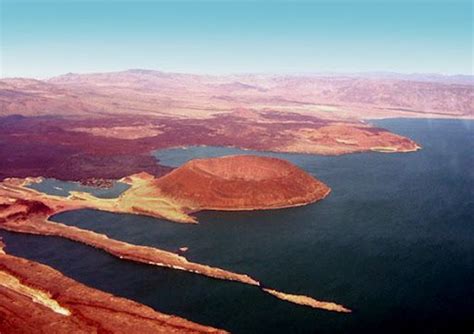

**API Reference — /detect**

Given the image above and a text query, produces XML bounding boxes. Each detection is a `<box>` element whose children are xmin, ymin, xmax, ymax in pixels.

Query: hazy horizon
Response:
<box><xmin>1</xmin><ymin>0</ymin><xmax>472</xmax><ymax>78</ymax></box>
<box><xmin>3</xmin><ymin>68</ymin><xmax>474</xmax><ymax>82</ymax></box>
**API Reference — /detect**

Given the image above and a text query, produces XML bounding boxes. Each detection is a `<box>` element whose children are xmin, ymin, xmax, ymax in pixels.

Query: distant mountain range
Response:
<box><xmin>1</xmin><ymin>69</ymin><xmax>472</xmax><ymax>119</ymax></box>
<box><xmin>306</xmin><ymin>71</ymin><xmax>473</xmax><ymax>85</ymax></box>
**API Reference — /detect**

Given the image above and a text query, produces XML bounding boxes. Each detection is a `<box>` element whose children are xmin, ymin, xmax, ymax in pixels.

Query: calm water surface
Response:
<box><xmin>2</xmin><ymin>119</ymin><xmax>473</xmax><ymax>333</ymax></box>
<box><xmin>27</xmin><ymin>178</ymin><xmax>130</xmax><ymax>198</ymax></box>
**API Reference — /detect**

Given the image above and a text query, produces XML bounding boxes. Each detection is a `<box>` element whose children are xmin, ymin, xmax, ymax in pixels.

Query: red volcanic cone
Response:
<box><xmin>153</xmin><ymin>155</ymin><xmax>331</xmax><ymax>212</ymax></box>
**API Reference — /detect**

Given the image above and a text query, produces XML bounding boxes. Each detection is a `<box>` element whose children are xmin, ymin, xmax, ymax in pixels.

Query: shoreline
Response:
<box><xmin>0</xmin><ymin>163</ymin><xmax>351</xmax><ymax>314</ymax></box>
<box><xmin>0</xmin><ymin>239</ymin><xmax>228</xmax><ymax>333</ymax></box>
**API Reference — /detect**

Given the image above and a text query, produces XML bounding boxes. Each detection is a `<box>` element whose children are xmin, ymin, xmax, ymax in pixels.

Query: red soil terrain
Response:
<box><xmin>0</xmin><ymin>239</ymin><xmax>226</xmax><ymax>334</ymax></box>
<box><xmin>154</xmin><ymin>155</ymin><xmax>330</xmax><ymax>211</ymax></box>
<box><xmin>0</xmin><ymin>111</ymin><xmax>419</xmax><ymax>182</ymax></box>
<box><xmin>2</xmin><ymin>69</ymin><xmax>469</xmax><ymax>181</ymax></box>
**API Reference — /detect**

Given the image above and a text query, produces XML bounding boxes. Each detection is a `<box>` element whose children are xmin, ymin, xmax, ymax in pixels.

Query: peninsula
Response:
<box><xmin>0</xmin><ymin>156</ymin><xmax>351</xmax><ymax>320</ymax></box>
<box><xmin>0</xmin><ymin>238</ymin><xmax>227</xmax><ymax>334</ymax></box>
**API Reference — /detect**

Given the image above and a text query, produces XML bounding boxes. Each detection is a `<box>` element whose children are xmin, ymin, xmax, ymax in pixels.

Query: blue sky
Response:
<box><xmin>1</xmin><ymin>0</ymin><xmax>472</xmax><ymax>78</ymax></box>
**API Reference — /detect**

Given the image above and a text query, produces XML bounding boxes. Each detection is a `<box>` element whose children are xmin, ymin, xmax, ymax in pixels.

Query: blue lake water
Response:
<box><xmin>152</xmin><ymin>145</ymin><xmax>293</xmax><ymax>167</ymax></box>
<box><xmin>27</xmin><ymin>178</ymin><xmax>130</xmax><ymax>198</ymax></box>
<box><xmin>1</xmin><ymin>119</ymin><xmax>473</xmax><ymax>333</ymax></box>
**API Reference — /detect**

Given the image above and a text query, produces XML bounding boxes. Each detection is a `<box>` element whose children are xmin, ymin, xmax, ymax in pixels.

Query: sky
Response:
<box><xmin>1</xmin><ymin>0</ymin><xmax>472</xmax><ymax>78</ymax></box>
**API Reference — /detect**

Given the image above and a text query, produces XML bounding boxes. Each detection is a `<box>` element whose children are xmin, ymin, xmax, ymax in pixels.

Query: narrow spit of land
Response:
<box><xmin>0</xmin><ymin>156</ymin><xmax>351</xmax><ymax>316</ymax></box>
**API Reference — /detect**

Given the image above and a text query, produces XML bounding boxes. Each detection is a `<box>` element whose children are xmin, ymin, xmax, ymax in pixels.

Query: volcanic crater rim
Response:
<box><xmin>188</xmin><ymin>155</ymin><xmax>292</xmax><ymax>181</ymax></box>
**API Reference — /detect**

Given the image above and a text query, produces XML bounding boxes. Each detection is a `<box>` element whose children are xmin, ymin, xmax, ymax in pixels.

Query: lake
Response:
<box><xmin>2</xmin><ymin>119</ymin><xmax>473</xmax><ymax>333</ymax></box>
<box><xmin>27</xmin><ymin>178</ymin><xmax>130</xmax><ymax>198</ymax></box>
